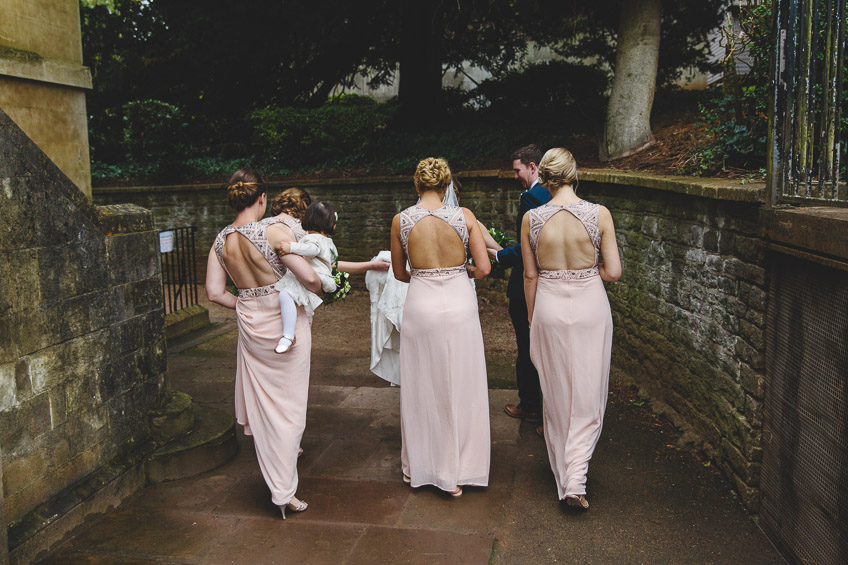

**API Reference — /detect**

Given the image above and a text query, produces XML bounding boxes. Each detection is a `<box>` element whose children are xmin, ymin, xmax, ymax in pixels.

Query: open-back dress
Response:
<box><xmin>527</xmin><ymin>200</ymin><xmax>613</xmax><ymax>499</ymax></box>
<box><xmin>398</xmin><ymin>204</ymin><xmax>490</xmax><ymax>492</ymax></box>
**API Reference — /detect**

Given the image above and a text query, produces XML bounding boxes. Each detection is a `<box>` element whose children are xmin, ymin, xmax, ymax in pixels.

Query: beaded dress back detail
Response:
<box><xmin>214</xmin><ymin>221</ymin><xmax>286</xmax><ymax>297</ymax></box>
<box><xmin>399</xmin><ymin>204</ymin><xmax>469</xmax><ymax>277</ymax></box>
<box><xmin>528</xmin><ymin>200</ymin><xmax>601</xmax><ymax>280</ymax></box>
<box><xmin>261</xmin><ymin>215</ymin><xmax>306</xmax><ymax>241</ymax></box>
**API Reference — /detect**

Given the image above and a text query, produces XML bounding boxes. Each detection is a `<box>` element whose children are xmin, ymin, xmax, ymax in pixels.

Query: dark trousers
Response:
<box><xmin>509</xmin><ymin>298</ymin><xmax>541</xmax><ymax>413</ymax></box>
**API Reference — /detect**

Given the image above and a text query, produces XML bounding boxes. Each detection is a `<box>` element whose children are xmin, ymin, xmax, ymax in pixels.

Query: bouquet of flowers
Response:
<box><xmin>325</xmin><ymin>258</ymin><xmax>352</xmax><ymax>304</ymax></box>
<box><xmin>488</xmin><ymin>227</ymin><xmax>514</xmax><ymax>266</ymax></box>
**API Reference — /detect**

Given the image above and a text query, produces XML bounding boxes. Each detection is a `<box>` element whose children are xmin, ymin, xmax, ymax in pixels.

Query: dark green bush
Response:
<box><xmin>122</xmin><ymin>99</ymin><xmax>188</xmax><ymax>164</ymax></box>
<box><xmin>250</xmin><ymin>94</ymin><xmax>395</xmax><ymax>168</ymax></box>
<box><xmin>472</xmin><ymin>61</ymin><xmax>610</xmax><ymax>128</ymax></box>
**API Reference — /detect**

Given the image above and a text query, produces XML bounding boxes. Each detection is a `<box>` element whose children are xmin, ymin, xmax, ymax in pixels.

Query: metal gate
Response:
<box><xmin>767</xmin><ymin>0</ymin><xmax>847</xmax><ymax>206</ymax></box>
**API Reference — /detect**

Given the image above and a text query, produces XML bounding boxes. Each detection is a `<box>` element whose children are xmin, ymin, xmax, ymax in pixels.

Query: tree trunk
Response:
<box><xmin>398</xmin><ymin>0</ymin><xmax>444</xmax><ymax>129</ymax></box>
<box><xmin>599</xmin><ymin>0</ymin><xmax>662</xmax><ymax>162</ymax></box>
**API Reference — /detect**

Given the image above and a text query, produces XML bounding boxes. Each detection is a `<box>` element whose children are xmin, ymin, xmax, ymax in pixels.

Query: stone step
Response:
<box><xmin>148</xmin><ymin>390</ymin><xmax>195</xmax><ymax>443</ymax></box>
<box><xmin>146</xmin><ymin>404</ymin><xmax>238</xmax><ymax>483</ymax></box>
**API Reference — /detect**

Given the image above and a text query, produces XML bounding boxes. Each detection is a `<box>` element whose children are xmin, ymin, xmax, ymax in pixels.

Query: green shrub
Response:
<box><xmin>250</xmin><ymin>94</ymin><xmax>395</xmax><ymax>168</ymax></box>
<box><xmin>122</xmin><ymin>99</ymin><xmax>188</xmax><ymax>163</ymax></box>
<box><xmin>472</xmin><ymin>61</ymin><xmax>610</xmax><ymax>128</ymax></box>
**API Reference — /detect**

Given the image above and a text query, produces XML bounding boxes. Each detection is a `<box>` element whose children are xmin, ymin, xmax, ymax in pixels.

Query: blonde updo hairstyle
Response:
<box><xmin>226</xmin><ymin>168</ymin><xmax>266</xmax><ymax>212</ymax></box>
<box><xmin>538</xmin><ymin>148</ymin><xmax>578</xmax><ymax>192</ymax></box>
<box><xmin>413</xmin><ymin>157</ymin><xmax>452</xmax><ymax>193</ymax></box>
<box><xmin>271</xmin><ymin>187</ymin><xmax>312</xmax><ymax>219</ymax></box>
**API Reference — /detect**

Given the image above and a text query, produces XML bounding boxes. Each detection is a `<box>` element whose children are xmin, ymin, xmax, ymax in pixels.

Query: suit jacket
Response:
<box><xmin>497</xmin><ymin>181</ymin><xmax>551</xmax><ymax>301</ymax></box>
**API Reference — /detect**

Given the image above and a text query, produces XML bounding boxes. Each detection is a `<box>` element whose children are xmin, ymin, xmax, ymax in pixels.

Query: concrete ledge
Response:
<box><xmin>579</xmin><ymin>169</ymin><xmax>766</xmax><ymax>203</ymax></box>
<box><xmin>760</xmin><ymin>206</ymin><xmax>848</xmax><ymax>269</ymax></box>
<box><xmin>96</xmin><ymin>203</ymin><xmax>155</xmax><ymax>235</ymax></box>
<box><xmin>165</xmin><ymin>305</ymin><xmax>211</xmax><ymax>342</ymax></box>
<box><xmin>0</xmin><ymin>46</ymin><xmax>92</xmax><ymax>89</ymax></box>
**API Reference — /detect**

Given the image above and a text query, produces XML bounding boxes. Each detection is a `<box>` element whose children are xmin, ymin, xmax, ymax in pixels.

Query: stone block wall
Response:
<box><xmin>93</xmin><ymin>172</ymin><xmax>519</xmax><ymax>282</ymax></box>
<box><xmin>580</xmin><ymin>177</ymin><xmax>766</xmax><ymax>512</ymax></box>
<box><xmin>0</xmin><ymin>110</ymin><xmax>166</xmax><ymax>561</ymax></box>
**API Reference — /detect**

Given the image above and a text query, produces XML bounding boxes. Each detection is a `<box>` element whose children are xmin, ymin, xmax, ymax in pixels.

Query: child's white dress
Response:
<box><xmin>274</xmin><ymin>233</ymin><xmax>338</xmax><ymax>314</ymax></box>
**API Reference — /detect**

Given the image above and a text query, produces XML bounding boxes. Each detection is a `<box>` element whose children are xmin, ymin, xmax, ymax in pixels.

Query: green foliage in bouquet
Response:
<box><xmin>487</xmin><ymin>227</ymin><xmax>514</xmax><ymax>266</ymax></box>
<box><xmin>325</xmin><ymin>258</ymin><xmax>352</xmax><ymax>305</ymax></box>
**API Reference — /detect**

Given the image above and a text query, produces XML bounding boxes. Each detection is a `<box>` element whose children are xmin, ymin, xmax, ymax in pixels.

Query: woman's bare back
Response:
<box><xmin>406</xmin><ymin>215</ymin><xmax>467</xmax><ymax>269</ymax></box>
<box><xmin>536</xmin><ymin>210</ymin><xmax>596</xmax><ymax>271</ymax></box>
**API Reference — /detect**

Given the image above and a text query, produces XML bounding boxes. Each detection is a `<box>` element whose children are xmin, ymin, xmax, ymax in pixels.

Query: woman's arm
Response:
<box><xmin>598</xmin><ymin>206</ymin><xmax>622</xmax><ymax>283</ymax></box>
<box><xmin>282</xmin><ymin>254</ymin><xmax>322</xmax><ymax>293</ymax></box>
<box><xmin>337</xmin><ymin>259</ymin><xmax>391</xmax><ymax>274</ymax></box>
<box><xmin>390</xmin><ymin>214</ymin><xmax>411</xmax><ymax>283</ymax></box>
<box><xmin>478</xmin><ymin>221</ymin><xmax>503</xmax><ymax>252</ymax></box>
<box><xmin>205</xmin><ymin>246</ymin><xmax>237</xmax><ymax>309</ymax></box>
<box><xmin>465</xmin><ymin>209</ymin><xmax>491</xmax><ymax>279</ymax></box>
<box><xmin>521</xmin><ymin>215</ymin><xmax>538</xmax><ymax>324</ymax></box>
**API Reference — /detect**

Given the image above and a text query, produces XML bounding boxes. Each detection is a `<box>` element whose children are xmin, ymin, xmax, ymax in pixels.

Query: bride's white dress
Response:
<box><xmin>365</xmin><ymin>250</ymin><xmax>407</xmax><ymax>385</ymax></box>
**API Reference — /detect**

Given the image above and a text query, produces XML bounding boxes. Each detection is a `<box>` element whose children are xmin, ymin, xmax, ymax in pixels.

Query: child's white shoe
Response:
<box><xmin>275</xmin><ymin>335</ymin><xmax>295</xmax><ymax>354</ymax></box>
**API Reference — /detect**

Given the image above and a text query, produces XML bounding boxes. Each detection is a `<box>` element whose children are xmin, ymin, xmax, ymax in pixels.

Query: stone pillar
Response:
<box><xmin>0</xmin><ymin>0</ymin><xmax>93</xmax><ymax>198</ymax></box>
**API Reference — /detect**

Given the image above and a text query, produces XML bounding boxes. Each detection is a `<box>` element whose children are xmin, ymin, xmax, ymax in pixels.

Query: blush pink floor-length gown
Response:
<box><xmin>215</xmin><ymin>216</ymin><xmax>310</xmax><ymax>507</ymax></box>
<box><xmin>398</xmin><ymin>205</ymin><xmax>491</xmax><ymax>492</ymax></box>
<box><xmin>527</xmin><ymin>200</ymin><xmax>613</xmax><ymax>499</ymax></box>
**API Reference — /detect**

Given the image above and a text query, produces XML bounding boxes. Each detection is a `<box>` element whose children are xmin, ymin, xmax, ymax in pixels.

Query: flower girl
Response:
<box><xmin>275</xmin><ymin>200</ymin><xmax>339</xmax><ymax>353</ymax></box>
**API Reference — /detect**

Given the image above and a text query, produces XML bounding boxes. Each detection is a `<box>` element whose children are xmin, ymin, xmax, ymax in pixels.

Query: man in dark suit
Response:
<box><xmin>489</xmin><ymin>144</ymin><xmax>550</xmax><ymax>435</ymax></box>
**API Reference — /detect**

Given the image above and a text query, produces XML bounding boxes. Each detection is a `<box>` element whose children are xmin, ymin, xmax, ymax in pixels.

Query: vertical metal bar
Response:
<box><xmin>805</xmin><ymin>0</ymin><xmax>819</xmax><ymax>197</ymax></box>
<box><xmin>783</xmin><ymin>0</ymin><xmax>800</xmax><ymax>200</ymax></box>
<box><xmin>834</xmin><ymin>0</ymin><xmax>846</xmax><ymax>196</ymax></box>
<box><xmin>159</xmin><ymin>251</ymin><xmax>167</xmax><ymax>316</ymax></box>
<box><xmin>191</xmin><ymin>226</ymin><xmax>198</xmax><ymax>306</ymax></box>
<box><xmin>767</xmin><ymin>0</ymin><xmax>789</xmax><ymax>208</ymax></box>
<box><xmin>794</xmin><ymin>0</ymin><xmax>813</xmax><ymax>196</ymax></box>
<box><xmin>178</xmin><ymin>228</ymin><xmax>186</xmax><ymax>309</ymax></box>
<box><xmin>168</xmin><ymin>229</ymin><xmax>177</xmax><ymax>314</ymax></box>
<box><xmin>819</xmin><ymin>0</ymin><xmax>836</xmax><ymax>196</ymax></box>
<box><xmin>176</xmin><ymin>228</ymin><xmax>183</xmax><ymax>311</ymax></box>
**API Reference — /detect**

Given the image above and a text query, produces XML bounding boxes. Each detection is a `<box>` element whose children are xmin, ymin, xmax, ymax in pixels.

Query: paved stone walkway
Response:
<box><xmin>44</xmin><ymin>295</ymin><xmax>783</xmax><ymax>563</ymax></box>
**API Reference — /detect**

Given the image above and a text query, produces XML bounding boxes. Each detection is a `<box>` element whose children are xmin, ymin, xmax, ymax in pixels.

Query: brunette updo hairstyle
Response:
<box><xmin>413</xmin><ymin>157</ymin><xmax>452</xmax><ymax>193</ymax></box>
<box><xmin>271</xmin><ymin>187</ymin><xmax>312</xmax><ymax>219</ymax></box>
<box><xmin>301</xmin><ymin>200</ymin><xmax>337</xmax><ymax>236</ymax></box>
<box><xmin>226</xmin><ymin>168</ymin><xmax>267</xmax><ymax>211</ymax></box>
<box><xmin>538</xmin><ymin>148</ymin><xmax>578</xmax><ymax>191</ymax></box>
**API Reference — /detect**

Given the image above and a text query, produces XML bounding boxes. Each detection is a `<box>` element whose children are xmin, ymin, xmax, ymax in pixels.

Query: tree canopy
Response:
<box><xmin>80</xmin><ymin>0</ymin><xmax>727</xmax><ymax>177</ymax></box>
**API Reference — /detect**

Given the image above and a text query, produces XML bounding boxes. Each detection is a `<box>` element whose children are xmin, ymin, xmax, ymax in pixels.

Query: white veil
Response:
<box><xmin>417</xmin><ymin>180</ymin><xmax>459</xmax><ymax>206</ymax></box>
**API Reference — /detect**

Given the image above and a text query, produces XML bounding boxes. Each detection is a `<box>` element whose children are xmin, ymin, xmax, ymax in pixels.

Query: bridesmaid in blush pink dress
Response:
<box><xmin>389</xmin><ymin>157</ymin><xmax>492</xmax><ymax>497</ymax></box>
<box><xmin>205</xmin><ymin>169</ymin><xmax>322</xmax><ymax>519</ymax></box>
<box><xmin>521</xmin><ymin>148</ymin><xmax>622</xmax><ymax>509</ymax></box>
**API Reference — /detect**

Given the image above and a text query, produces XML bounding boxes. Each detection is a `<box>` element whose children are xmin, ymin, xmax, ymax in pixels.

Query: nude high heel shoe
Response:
<box><xmin>280</xmin><ymin>496</ymin><xmax>308</xmax><ymax>519</ymax></box>
<box><xmin>565</xmin><ymin>494</ymin><xmax>589</xmax><ymax>509</ymax></box>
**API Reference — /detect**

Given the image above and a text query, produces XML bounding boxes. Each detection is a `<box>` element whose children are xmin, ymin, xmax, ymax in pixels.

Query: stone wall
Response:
<box><xmin>0</xmin><ymin>110</ymin><xmax>166</xmax><ymax>562</ymax></box>
<box><xmin>579</xmin><ymin>174</ymin><xmax>766</xmax><ymax>512</ymax></box>
<box><xmin>93</xmin><ymin>172</ymin><xmax>520</xmax><ymax>282</ymax></box>
<box><xmin>0</xmin><ymin>0</ymin><xmax>92</xmax><ymax>197</ymax></box>
<box><xmin>94</xmin><ymin>171</ymin><xmax>768</xmax><ymax>512</ymax></box>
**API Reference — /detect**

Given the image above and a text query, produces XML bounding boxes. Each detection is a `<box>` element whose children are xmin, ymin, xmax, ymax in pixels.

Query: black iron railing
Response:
<box><xmin>159</xmin><ymin>226</ymin><xmax>199</xmax><ymax>314</ymax></box>
<box><xmin>768</xmin><ymin>0</ymin><xmax>847</xmax><ymax>206</ymax></box>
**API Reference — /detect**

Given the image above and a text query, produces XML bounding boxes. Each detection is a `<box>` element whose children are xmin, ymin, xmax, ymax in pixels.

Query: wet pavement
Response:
<box><xmin>43</xmin><ymin>293</ymin><xmax>783</xmax><ymax>564</ymax></box>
